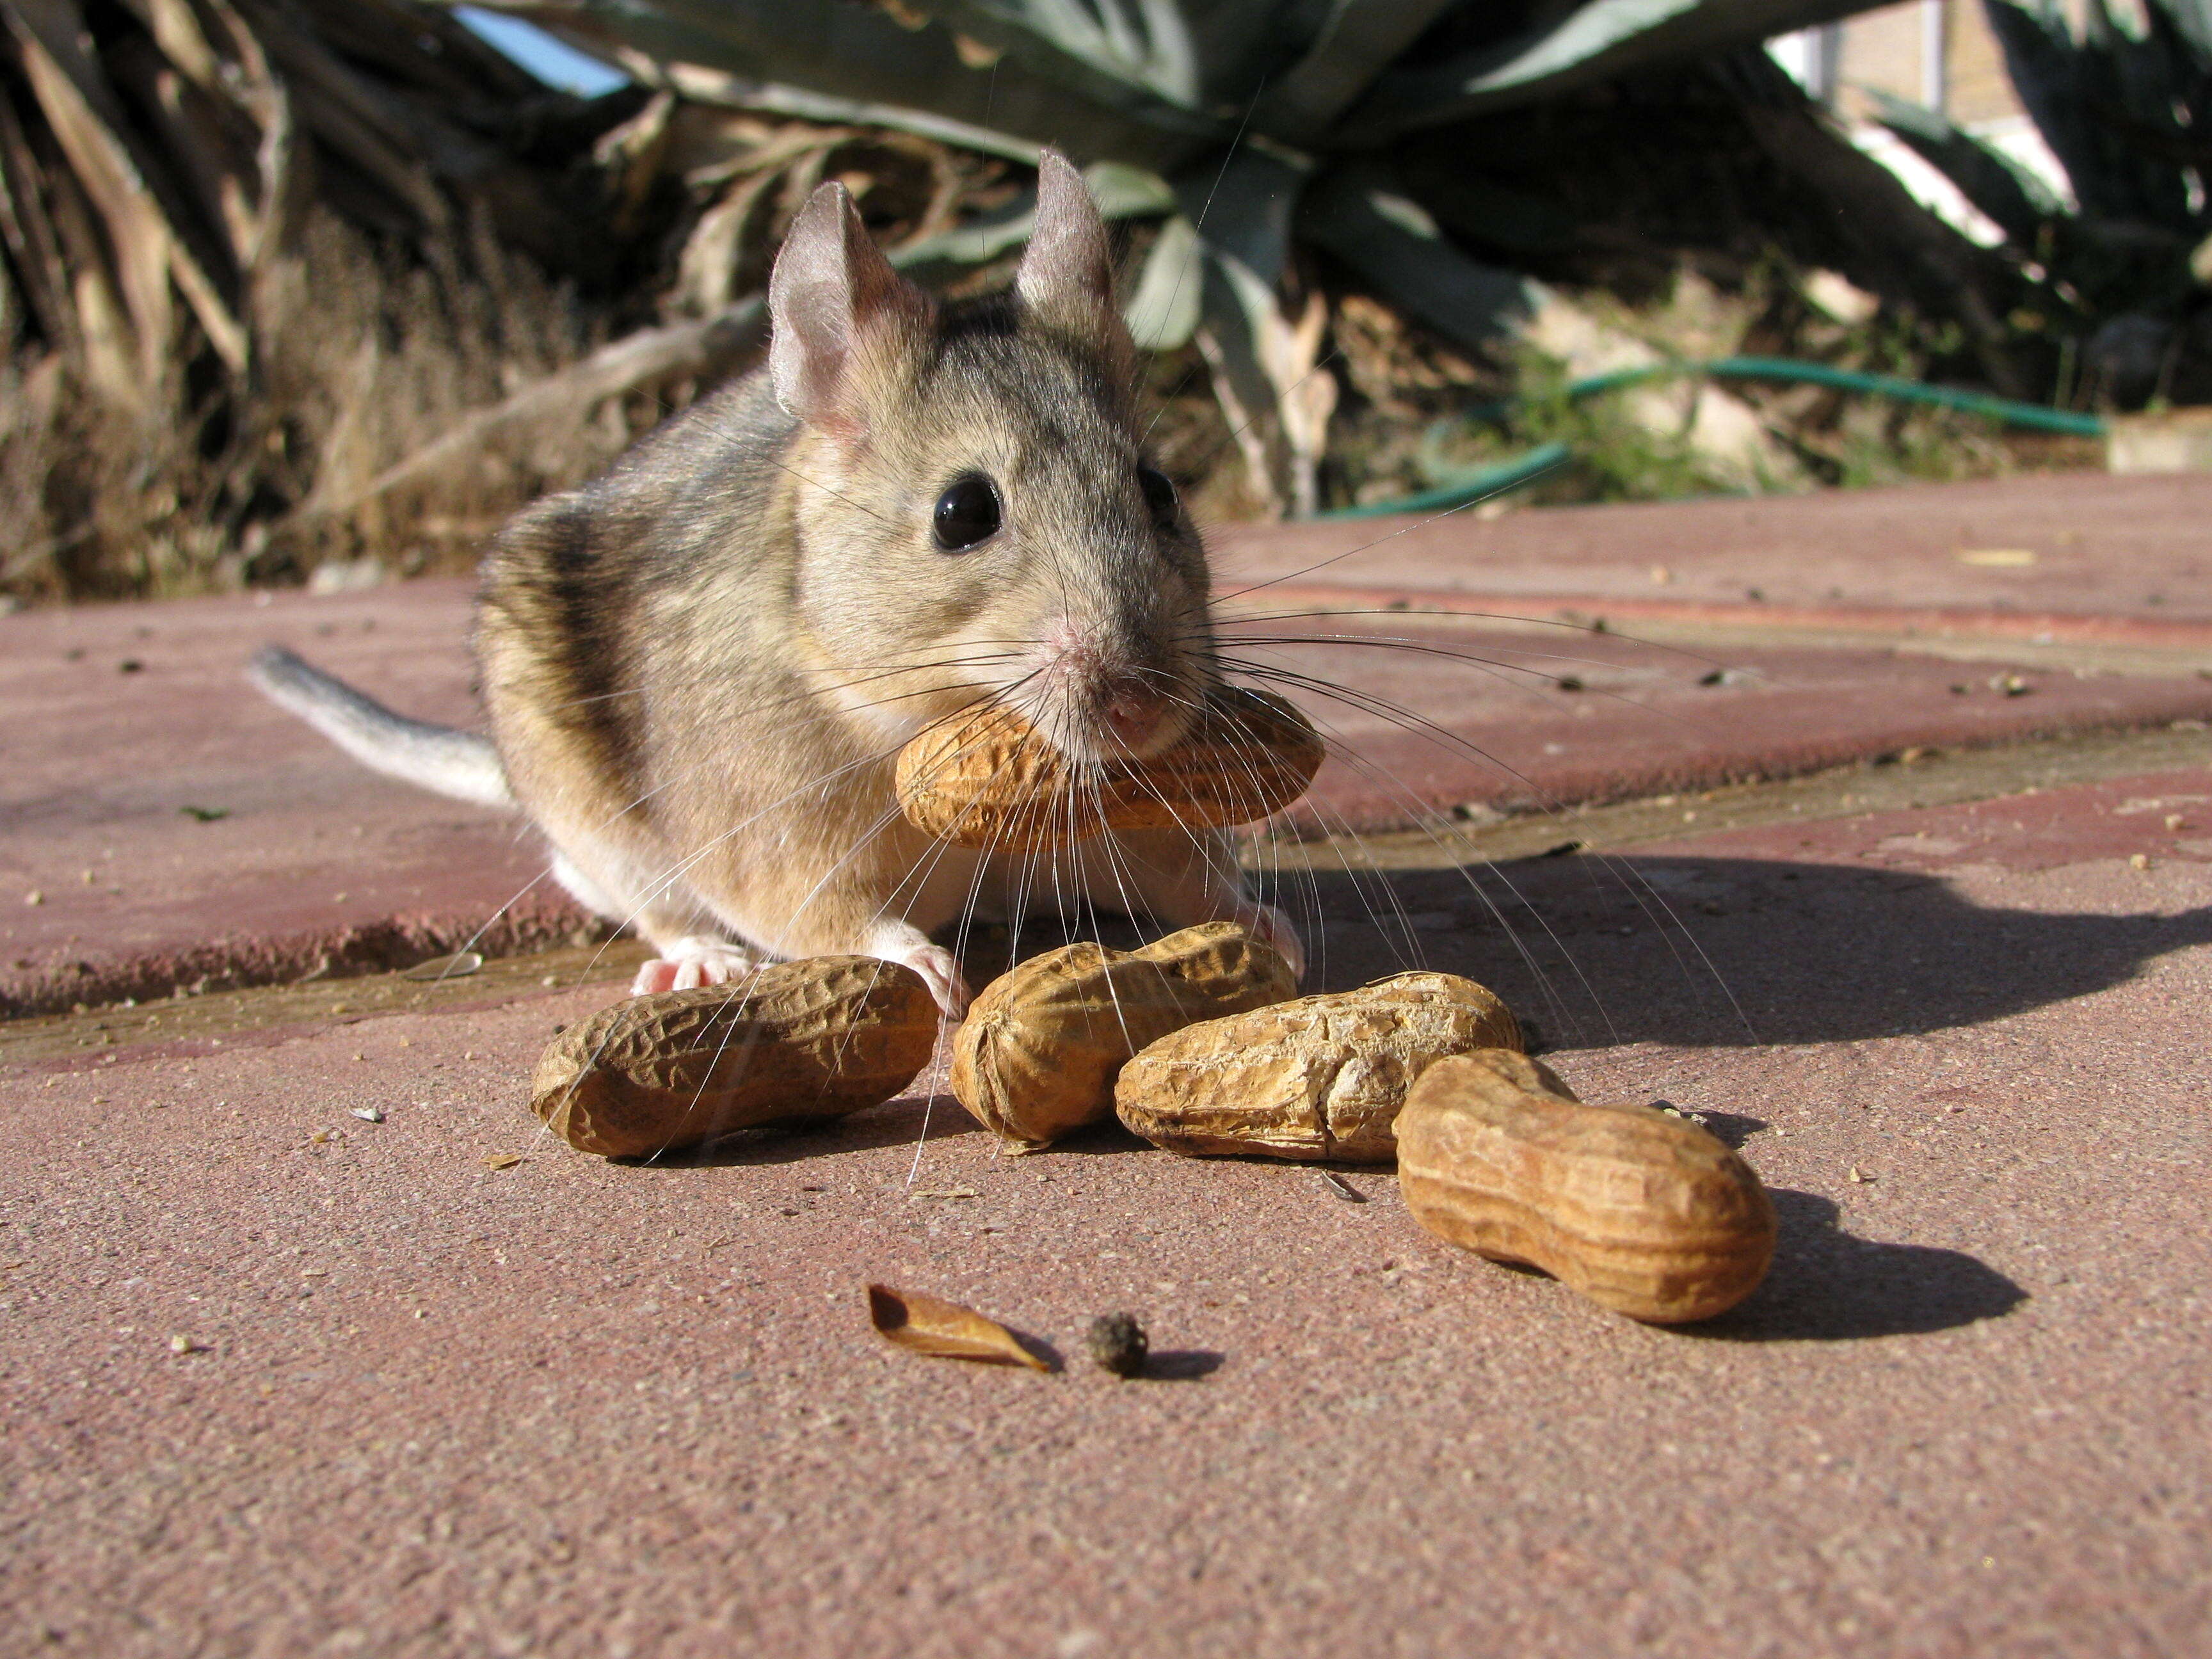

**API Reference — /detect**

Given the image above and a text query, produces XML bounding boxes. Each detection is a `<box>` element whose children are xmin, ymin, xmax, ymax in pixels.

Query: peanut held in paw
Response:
<box><xmin>1393</xmin><ymin>1051</ymin><xmax>1775</xmax><ymax>1324</ymax></box>
<box><xmin>895</xmin><ymin>684</ymin><xmax>1323</xmax><ymax>853</ymax></box>
<box><xmin>1116</xmin><ymin>972</ymin><xmax>1520</xmax><ymax>1164</ymax></box>
<box><xmin>532</xmin><ymin>958</ymin><xmax>938</xmax><ymax>1158</ymax></box>
<box><xmin>950</xmin><ymin>922</ymin><xmax>1297</xmax><ymax>1151</ymax></box>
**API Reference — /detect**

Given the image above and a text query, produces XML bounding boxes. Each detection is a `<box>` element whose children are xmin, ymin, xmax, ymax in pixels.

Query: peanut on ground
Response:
<box><xmin>1394</xmin><ymin>1050</ymin><xmax>1776</xmax><ymax>1323</ymax></box>
<box><xmin>1116</xmin><ymin>972</ymin><xmax>1519</xmax><ymax>1162</ymax></box>
<box><xmin>532</xmin><ymin>958</ymin><xmax>938</xmax><ymax>1158</ymax></box>
<box><xmin>950</xmin><ymin>922</ymin><xmax>1297</xmax><ymax>1151</ymax></box>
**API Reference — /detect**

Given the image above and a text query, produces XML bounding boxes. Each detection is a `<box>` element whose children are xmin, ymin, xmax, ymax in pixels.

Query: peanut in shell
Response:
<box><xmin>895</xmin><ymin>684</ymin><xmax>1322</xmax><ymax>853</ymax></box>
<box><xmin>1393</xmin><ymin>1050</ymin><xmax>1775</xmax><ymax>1323</ymax></box>
<box><xmin>1115</xmin><ymin>972</ymin><xmax>1520</xmax><ymax>1163</ymax></box>
<box><xmin>949</xmin><ymin>922</ymin><xmax>1298</xmax><ymax>1152</ymax></box>
<box><xmin>531</xmin><ymin>957</ymin><xmax>938</xmax><ymax>1158</ymax></box>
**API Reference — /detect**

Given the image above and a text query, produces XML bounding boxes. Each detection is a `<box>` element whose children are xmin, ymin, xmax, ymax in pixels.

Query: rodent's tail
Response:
<box><xmin>248</xmin><ymin>645</ymin><xmax>515</xmax><ymax>810</ymax></box>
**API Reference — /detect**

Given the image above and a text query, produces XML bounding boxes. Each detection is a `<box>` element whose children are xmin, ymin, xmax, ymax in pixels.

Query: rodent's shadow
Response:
<box><xmin>1692</xmin><ymin>1189</ymin><xmax>2026</xmax><ymax>1341</ymax></box>
<box><xmin>1263</xmin><ymin>853</ymin><xmax>2212</xmax><ymax>1049</ymax></box>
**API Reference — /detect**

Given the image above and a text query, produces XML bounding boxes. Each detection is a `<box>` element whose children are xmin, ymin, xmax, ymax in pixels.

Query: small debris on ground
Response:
<box><xmin>1086</xmin><ymin>1313</ymin><xmax>1150</xmax><ymax>1378</ymax></box>
<box><xmin>1317</xmin><ymin>1170</ymin><xmax>1366</xmax><ymax>1203</ymax></box>
<box><xmin>403</xmin><ymin>952</ymin><xmax>484</xmax><ymax>981</ymax></box>
<box><xmin>483</xmin><ymin>1153</ymin><xmax>524</xmax><ymax>1170</ymax></box>
<box><xmin>867</xmin><ymin>1283</ymin><xmax>1046</xmax><ymax>1370</ymax></box>
<box><xmin>349</xmin><ymin>1106</ymin><xmax>385</xmax><ymax>1122</ymax></box>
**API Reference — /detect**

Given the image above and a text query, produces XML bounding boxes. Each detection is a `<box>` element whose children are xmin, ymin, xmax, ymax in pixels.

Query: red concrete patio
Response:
<box><xmin>3</xmin><ymin>471</ymin><xmax>2208</xmax><ymax>1656</ymax></box>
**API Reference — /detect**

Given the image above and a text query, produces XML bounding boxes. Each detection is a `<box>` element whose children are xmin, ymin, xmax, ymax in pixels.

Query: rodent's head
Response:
<box><xmin>767</xmin><ymin>151</ymin><xmax>1214</xmax><ymax>764</ymax></box>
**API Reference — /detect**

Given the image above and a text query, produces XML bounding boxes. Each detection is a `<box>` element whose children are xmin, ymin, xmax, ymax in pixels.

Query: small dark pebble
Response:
<box><xmin>1086</xmin><ymin>1312</ymin><xmax>1148</xmax><ymax>1378</ymax></box>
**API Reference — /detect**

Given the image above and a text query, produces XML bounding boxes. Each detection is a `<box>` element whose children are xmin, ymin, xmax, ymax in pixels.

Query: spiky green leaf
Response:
<box><xmin>1298</xmin><ymin>163</ymin><xmax>1532</xmax><ymax>351</ymax></box>
<box><xmin>1868</xmin><ymin>87</ymin><xmax>2064</xmax><ymax>246</ymax></box>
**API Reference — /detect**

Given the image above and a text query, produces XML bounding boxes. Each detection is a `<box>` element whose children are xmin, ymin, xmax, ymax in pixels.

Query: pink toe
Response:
<box><xmin>630</xmin><ymin>961</ymin><xmax>680</xmax><ymax>996</ymax></box>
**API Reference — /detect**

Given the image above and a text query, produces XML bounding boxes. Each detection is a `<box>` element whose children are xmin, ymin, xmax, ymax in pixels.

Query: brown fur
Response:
<box><xmin>472</xmin><ymin>153</ymin><xmax>1298</xmax><ymax>1009</ymax></box>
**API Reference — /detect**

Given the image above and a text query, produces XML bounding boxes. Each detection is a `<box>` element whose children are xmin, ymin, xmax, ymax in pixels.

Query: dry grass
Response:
<box><xmin>1</xmin><ymin>209</ymin><xmax>2097</xmax><ymax>613</ymax></box>
<box><xmin>0</xmin><ymin>209</ymin><xmax>650</xmax><ymax>606</ymax></box>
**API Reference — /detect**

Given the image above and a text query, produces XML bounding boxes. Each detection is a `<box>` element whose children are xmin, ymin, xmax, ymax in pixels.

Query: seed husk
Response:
<box><xmin>867</xmin><ymin>1283</ymin><xmax>1048</xmax><ymax>1370</ymax></box>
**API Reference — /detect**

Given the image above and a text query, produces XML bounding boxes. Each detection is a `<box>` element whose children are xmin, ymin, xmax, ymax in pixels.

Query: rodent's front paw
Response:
<box><xmin>630</xmin><ymin>938</ymin><xmax>760</xmax><ymax>996</ymax></box>
<box><xmin>897</xmin><ymin>943</ymin><xmax>971</xmax><ymax>1020</ymax></box>
<box><xmin>861</xmin><ymin>925</ymin><xmax>970</xmax><ymax>1018</ymax></box>
<box><xmin>1233</xmin><ymin>901</ymin><xmax>1305</xmax><ymax>982</ymax></box>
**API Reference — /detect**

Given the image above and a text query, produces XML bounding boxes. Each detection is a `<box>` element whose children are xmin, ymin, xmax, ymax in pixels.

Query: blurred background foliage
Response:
<box><xmin>0</xmin><ymin>0</ymin><xmax>2195</xmax><ymax>603</ymax></box>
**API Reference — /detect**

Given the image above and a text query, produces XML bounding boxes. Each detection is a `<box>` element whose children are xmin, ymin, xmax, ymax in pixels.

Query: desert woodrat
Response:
<box><xmin>895</xmin><ymin>684</ymin><xmax>1324</xmax><ymax>853</ymax></box>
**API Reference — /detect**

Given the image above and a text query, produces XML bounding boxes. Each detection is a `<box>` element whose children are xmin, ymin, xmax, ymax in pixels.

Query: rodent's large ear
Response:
<box><xmin>1016</xmin><ymin>150</ymin><xmax>1134</xmax><ymax>376</ymax></box>
<box><xmin>769</xmin><ymin>182</ymin><xmax>933</xmax><ymax>433</ymax></box>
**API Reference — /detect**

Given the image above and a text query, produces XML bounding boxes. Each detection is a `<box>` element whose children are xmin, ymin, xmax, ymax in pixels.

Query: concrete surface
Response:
<box><xmin>1212</xmin><ymin>471</ymin><xmax>2212</xmax><ymax>627</ymax></box>
<box><xmin>0</xmin><ymin>583</ymin><xmax>570</xmax><ymax>1016</ymax></box>
<box><xmin>3</xmin><ymin>473</ymin><xmax>2210</xmax><ymax>1656</ymax></box>
<box><xmin>8</xmin><ymin>472</ymin><xmax>2211</xmax><ymax>1013</ymax></box>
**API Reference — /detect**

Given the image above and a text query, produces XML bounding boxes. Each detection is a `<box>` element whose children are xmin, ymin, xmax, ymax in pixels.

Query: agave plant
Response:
<box><xmin>465</xmin><ymin>0</ymin><xmax>1941</xmax><ymax>509</ymax></box>
<box><xmin>3</xmin><ymin>0</ymin><xmax>2024</xmax><ymax>605</ymax></box>
<box><xmin>1873</xmin><ymin>0</ymin><xmax>2212</xmax><ymax>405</ymax></box>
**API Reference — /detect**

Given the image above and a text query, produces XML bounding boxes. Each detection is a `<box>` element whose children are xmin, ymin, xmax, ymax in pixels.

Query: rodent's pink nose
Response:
<box><xmin>1102</xmin><ymin>681</ymin><xmax>1167</xmax><ymax>749</ymax></box>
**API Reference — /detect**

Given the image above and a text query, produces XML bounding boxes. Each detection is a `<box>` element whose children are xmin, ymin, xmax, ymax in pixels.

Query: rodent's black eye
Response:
<box><xmin>932</xmin><ymin>474</ymin><xmax>1002</xmax><ymax>552</ymax></box>
<box><xmin>1138</xmin><ymin>465</ymin><xmax>1179</xmax><ymax>525</ymax></box>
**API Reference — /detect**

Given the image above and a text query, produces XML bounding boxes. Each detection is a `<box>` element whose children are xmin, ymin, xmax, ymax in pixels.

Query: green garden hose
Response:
<box><xmin>1568</xmin><ymin>357</ymin><xmax>2108</xmax><ymax>438</ymax></box>
<box><xmin>1317</xmin><ymin>442</ymin><xmax>1573</xmax><ymax>521</ymax></box>
<box><xmin>1318</xmin><ymin>357</ymin><xmax>2106</xmax><ymax>521</ymax></box>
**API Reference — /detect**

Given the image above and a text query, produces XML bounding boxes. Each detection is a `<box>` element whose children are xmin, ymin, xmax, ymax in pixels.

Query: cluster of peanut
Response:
<box><xmin>527</xmin><ymin>691</ymin><xmax>1775</xmax><ymax>1324</ymax></box>
<box><xmin>943</xmin><ymin>921</ymin><xmax>1774</xmax><ymax>1323</ymax></box>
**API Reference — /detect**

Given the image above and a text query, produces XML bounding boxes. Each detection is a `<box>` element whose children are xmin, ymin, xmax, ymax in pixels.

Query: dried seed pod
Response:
<box><xmin>1394</xmin><ymin>1051</ymin><xmax>1775</xmax><ymax>1324</ymax></box>
<box><xmin>950</xmin><ymin>922</ymin><xmax>1297</xmax><ymax>1151</ymax></box>
<box><xmin>896</xmin><ymin>684</ymin><xmax>1323</xmax><ymax>853</ymax></box>
<box><xmin>867</xmin><ymin>1284</ymin><xmax>1047</xmax><ymax>1370</ymax></box>
<box><xmin>1116</xmin><ymin>972</ymin><xmax>1520</xmax><ymax>1163</ymax></box>
<box><xmin>531</xmin><ymin>958</ymin><xmax>938</xmax><ymax>1158</ymax></box>
<box><xmin>1085</xmin><ymin>1312</ymin><xmax>1149</xmax><ymax>1377</ymax></box>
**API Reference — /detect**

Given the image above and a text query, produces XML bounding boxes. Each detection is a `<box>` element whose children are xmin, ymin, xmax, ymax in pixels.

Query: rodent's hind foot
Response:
<box><xmin>1231</xmin><ymin>900</ymin><xmax>1306</xmax><ymax>982</ymax></box>
<box><xmin>630</xmin><ymin>937</ymin><xmax>762</xmax><ymax>996</ymax></box>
